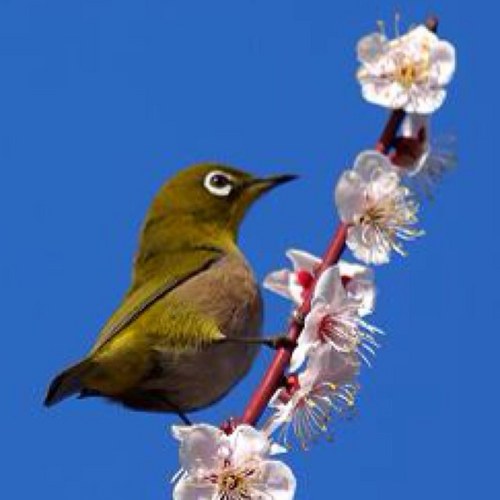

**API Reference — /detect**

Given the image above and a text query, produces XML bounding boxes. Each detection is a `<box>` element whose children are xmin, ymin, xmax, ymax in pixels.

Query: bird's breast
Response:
<box><xmin>149</xmin><ymin>251</ymin><xmax>263</xmax><ymax>411</ymax></box>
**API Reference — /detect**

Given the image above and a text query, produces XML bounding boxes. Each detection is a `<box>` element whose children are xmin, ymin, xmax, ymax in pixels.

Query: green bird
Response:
<box><xmin>44</xmin><ymin>163</ymin><xmax>296</xmax><ymax>421</ymax></box>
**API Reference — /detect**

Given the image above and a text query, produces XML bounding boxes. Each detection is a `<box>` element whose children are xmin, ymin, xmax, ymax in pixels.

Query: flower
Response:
<box><xmin>357</xmin><ymin>25</ymin><xmax>456</xmax><ymax>113</ymax></box>
<box><xmin>265</xmin><ymin>344</ymin><xmax>359</xmax><ymax>450</ymax></box>
<box><xmin>263</xmin><ymin>249</ymin><xmax>319</xmax><ymax>304</ymax></box>
<box><xmin>335</xmin><ymin>149</ymin><xmax>423</xmax><ymax>265</ymax></box>
<box><xmin>290</xmin><ymin>266</ymin><xmax>382</xmax><ymax>371</ymax></box>
<box><xmin>172</xmin><ymin>424</ymin><xmax>296</xmax><ymax>500</ymax></box>
<box><xmin>408</xmin><ymin>135</ymin><xmax>457</xmax><ymax>199</ymax></box>
<box><xmin>263</xmin><ymin>249</ymin><xmax>376</xmax><ymax>315</ymax></box>
<box><xmin>393</xmin><ymin>114</ymin><xmax>457</xmax><ymax>199</ymax></box>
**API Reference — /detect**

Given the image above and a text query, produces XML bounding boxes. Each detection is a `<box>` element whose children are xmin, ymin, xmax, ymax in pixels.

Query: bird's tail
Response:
<box><xmin>44</xmin><ymin>359</ymin><xmax>92</xmax><ymax>407</ymax></box>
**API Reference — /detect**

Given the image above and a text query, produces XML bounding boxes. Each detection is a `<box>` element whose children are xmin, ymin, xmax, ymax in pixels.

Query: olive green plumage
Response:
<box><xmin>44</xmin><ymin>163</ymin><xmax>295</xmax><ymax>414</ymax></box>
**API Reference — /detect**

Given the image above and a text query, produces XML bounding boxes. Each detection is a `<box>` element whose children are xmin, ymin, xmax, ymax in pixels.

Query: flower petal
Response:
<box><xmin>338</xmin><ymin>260</ymin><xmax>376</xmax><ymax>315</ymax></box>
<box><xmin>172</xmin><ymin>424</ymin><xmax>226</xmax><ymax>476</ymax></box>
<box><xmin>230</xmin><ymin>425</ymin><xmax>270</xmax><ymax>465</ymax></box>
<box><xmin>406</xmin><ymin>87</ymin><xmax>446</xmax><ymax>114</ymax></box>
<box><xmin>335</xmin><ymin>169</ymin><xmax>366</xmax><ymax>222</ymax></box>
<box><xmin>264</xmin><ymin>250</ymin><xmax>321</xmax><ymax>305</ymax></box>
<box><xmin>368</xmin><ymin>167</ymin><xmax>400</xmax><ymax>201</ymax></box>
<box><xmin>289</xmin><ymin>342</ymin><xmax>310</xmax><ymax>373</ymax></box>
<box><xmin>430</xmin><ymin>40</ymin><xmax>456</xmax><ymax>86</ymax></box>
<box><xmin>296</xmin><ymin>347</ymin><xmax>324</xmax><ymax>390</ymax></box>
<box><xmin>286</xmin><ymin>249</ymin><xmax>320</xmax><ymax>272</ymax></box>
<box><xmin>398</xmin><ymin>25</ymin><xmax>437</xmax><ymax>54</ymax></box>
<box><xmin>269</xmin><ymin>443</ymin><xmax>288</xmax><ymax>456</ymax></box>
<box><xmin>173</xmin><ymin>477</ymin><xmax>217</xmax><ymax>500</ymax></box>
<box><xmin>263</xmin><ymin>269</ymin><xmax>293</xmax><ymax>300</ymax></box>
<box><xmin>309</xmin><ymin>344</ymin><xmax>360</xmax><ymax>385</ymax></box>
<box><xmin>353</xmin><ymin>151</ymin><xmax>400</xmax><ymax>201</ymax></box>
<box><xmin>312</xmin><ymin>266</ymin><xmax>346</xmax><ymax>309</ymax></box>
<box><xmin>361</xmin><ymin>78</ymin><xmax>409</xmax><ymax>110</ymax></box>
<box><xmin>354</xmin><ymin>150</ymin><xmax>395</xmax><ymax>180</ymax></box>
<box><xmin>337</xmin><ymin>260</ymin><xmax>366</xmax><ymax>277</ymax></box>
<box><xmin>405</xmin><ymin>25</ymin><xmax>438</xmax><ymax>44</ymax></box>
<box><xmin>290</xmin><ymin>303</ymin><xmax>329</xmax><ymax>373</ymax></box>
<box><xmin>252</xmin><ymin>460</ymin><xmax>297</xmax><ymax>500</ymax></box>
<box><xmin>357</xmin><ymin>32</ymin><xmax>387</xmax><ymax>63</ymax></box>
<box><xmin>348</xmin><ymin>278</ymin><xmax>376</xmax><ymax>316</ymax></box>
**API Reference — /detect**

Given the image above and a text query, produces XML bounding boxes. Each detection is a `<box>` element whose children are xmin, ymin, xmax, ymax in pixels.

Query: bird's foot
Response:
<box><xmin>177</xmin><ymin>411</ymin><xmax>192</xmax><ymax>426</ymax></box>
<box><xmin>160</xmin><ymin>395</ymin><xmax>192</xmax><ymax>425</ymax></box>
<box><xmin>262</xmin><ymin>335</ymin><xmax>297</xmax><ymax>350</ymax></box>
<box><xmin>216</xmin><ymin>335</ymin><xmax>296</xmax><ymax>351</ymax></box>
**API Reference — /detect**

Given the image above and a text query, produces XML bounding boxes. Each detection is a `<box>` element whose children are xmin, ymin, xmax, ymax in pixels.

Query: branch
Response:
<box><xmin>238</xmin><ymin>15</ymin><xmax>440</xmax><ymax>428</ymax></box>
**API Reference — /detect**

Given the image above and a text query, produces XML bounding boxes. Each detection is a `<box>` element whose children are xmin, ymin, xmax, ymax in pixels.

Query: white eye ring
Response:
<box><xmin>204</xmin><ymin>171</ymin><xmax>234</xmax><ymax>197</ymax></box>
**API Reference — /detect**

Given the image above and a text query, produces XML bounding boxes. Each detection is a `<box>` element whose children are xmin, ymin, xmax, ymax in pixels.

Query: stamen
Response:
<box><xmin>271</xmin><ymin>380</ymin><xmax>360</xmax><ymax>450</ymax></box>
<box><xmin>376</xmin><ymin>20</ymin><xmax>386</xmax><ymax>37</ymax></box>
<box><xmin>358</xmin><ymin>188</ymin><xmax>423</xmax><ymax>259</ymax></box>
<box><xmin>216</xmin><ymin>463</ymin><xmax>257</xmax><ymax>500</ymax></box>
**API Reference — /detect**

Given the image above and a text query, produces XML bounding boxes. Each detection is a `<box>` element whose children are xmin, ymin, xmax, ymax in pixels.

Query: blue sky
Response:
<box><xmin>1</xmin><ymin>1</ymin><xmax>493</xmax><ymax>498</ymax></box>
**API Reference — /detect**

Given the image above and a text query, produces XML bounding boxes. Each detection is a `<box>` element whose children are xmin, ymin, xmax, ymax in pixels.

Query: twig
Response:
<box><xmin>238</xmin><ymin>15</ymin><xmax>439</xmax><ymax>428</ymax></box>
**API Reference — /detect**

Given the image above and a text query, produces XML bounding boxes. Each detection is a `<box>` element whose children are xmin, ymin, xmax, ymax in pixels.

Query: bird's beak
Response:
<box><xmin>245</xmin><ymin>174</ymin><xmax>298</xmax><ymax>194</ymax></box>
<box><xmin>230</xmin><ymin>173</ymin><xmax>298</xmax><ymax>229</ymax></box>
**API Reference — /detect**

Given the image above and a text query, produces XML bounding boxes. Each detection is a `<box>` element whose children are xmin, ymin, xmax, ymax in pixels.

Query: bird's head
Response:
<box><xmin>143</xmin><ymin>163</ymin><xmax>297</xmax><ymax>246</ymax></box>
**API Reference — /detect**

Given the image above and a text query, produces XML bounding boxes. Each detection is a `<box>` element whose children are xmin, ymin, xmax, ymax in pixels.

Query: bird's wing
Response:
<box><xmin>91</xmin><ymin>247</ymin><xmax>224</xmax><ymax>353</ymax></box>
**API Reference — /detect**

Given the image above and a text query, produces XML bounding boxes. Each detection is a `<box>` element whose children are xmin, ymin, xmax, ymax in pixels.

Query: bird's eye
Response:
<box><xmin>204</xmin><ymin>171</ymin><xmax>234</xmax><ymax>197</ymax></box>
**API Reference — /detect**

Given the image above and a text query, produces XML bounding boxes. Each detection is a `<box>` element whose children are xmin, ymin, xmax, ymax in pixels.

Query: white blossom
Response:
<box><xmin>335</xmin><ymin>150</ymin><xmax>423</xmax><ymax>265</ymax></box>
<box><xmin>265</xmin><ymin>344</ymin><xmax>359</xmax><ymax>450</ymax></box>
<box><xmin>396</xmin><ymin>114</ymin><xmax>457</xmax><ymax>198</ymax></box>
<box><xmin>290</xmin><ymin>266</ymin><xmax>382</xmax><ymax>371</ymax></box>
<box><xmin>263</xmin><ymin>249</ymin><xmax>376</xmax><ymax>315</ymax></box>
<box><xmin>172</xmin><ymin>424</ymin><xmax>296</xmax><ymax>500</ymax></box>
<box><xmin>357</xmin><ymin>25</ymin><xmax>456</xmax><ymax>113</ymax></box>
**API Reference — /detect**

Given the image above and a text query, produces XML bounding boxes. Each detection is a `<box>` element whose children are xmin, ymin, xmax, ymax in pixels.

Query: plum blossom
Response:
<box><xmin>357</xmin><ymin>25</ymin><xmax>456</xmax><ymax>113</ymax></box>
<box><xmin>263</xmin><ymin>249</ymin><xmax>375</xmax><ymax>316</ymax></box>
<box><xmin>335</xmin><ymin>150</ymin><xmax>423</xmax><ymax>265</ymax></box>
<box><xmin>290</xmin><ymin>266</ymin><xmax>382</xmax><ymax>371</ymax></box>
<box><xmin>408</xmin><ymin>135</ymin><xmax>457</xmax><ymax>198</ymax></box>
<box><xmin>265</xmin><ymin>344</ymin><xmax>359</xmax><ymax>450</ymax></box>
<box><xmin>172</xmin><ymin>424</ymin><xmax>296</xmax><ymax>500</ymax></box>
<box><xmin>394</xmin><ymin>114</ymin><xmax>457</xmax><ymax>198</ymax></box>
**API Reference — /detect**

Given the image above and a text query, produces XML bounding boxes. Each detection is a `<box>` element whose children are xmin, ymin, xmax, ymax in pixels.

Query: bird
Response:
<box><xmin>44</xmin><ymin>163</ymin><xmax>296</xmax><ymax>422</ymax></box>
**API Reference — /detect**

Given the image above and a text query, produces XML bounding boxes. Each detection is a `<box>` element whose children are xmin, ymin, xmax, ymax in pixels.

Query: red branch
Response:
<box><xmin>241</xmin><ymin>223</ymin><xmax>348</xmax><ymax>425</ymax></box>
<box><xmin>238</xmin><ymin>16</ymin><xmax>439</xmax><ymax>428</ymax></box>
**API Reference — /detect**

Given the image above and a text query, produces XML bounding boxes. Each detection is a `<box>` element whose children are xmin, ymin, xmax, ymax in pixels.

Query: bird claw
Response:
<box><xmin>264</xmin><ymin>336</ymin><xmax>297</xmax><ymax>350</ymax></box>
<box><xmin>214</xmin><ymin>335</ymin><xmax>296</xmax><ymax>351</ymax></box>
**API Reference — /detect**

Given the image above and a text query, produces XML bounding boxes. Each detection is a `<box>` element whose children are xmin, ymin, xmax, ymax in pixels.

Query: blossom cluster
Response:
<box><xmin>171</xmin><ymin>20</ymin><xmax>456</xmax><ymax>500</ymax></box>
